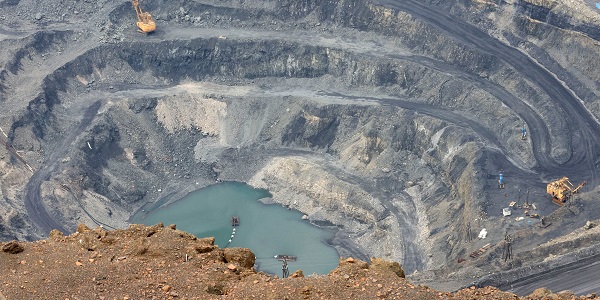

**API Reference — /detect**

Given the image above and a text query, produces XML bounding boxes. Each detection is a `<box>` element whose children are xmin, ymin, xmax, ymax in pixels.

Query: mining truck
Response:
<box><xmin>547</xmin><ymin>177</ymin><xmax>586</xmax><ymax>205</ymax></box>
<box><xmin>132</xmin><ymin>0</ymin><xmax>156</xmax><ymax>33</ymax></box>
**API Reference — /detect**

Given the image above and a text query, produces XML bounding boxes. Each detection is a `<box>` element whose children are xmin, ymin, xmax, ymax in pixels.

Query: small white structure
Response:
<box><xmin>502</xmin><ymin>207</ymin><xmax>512</xmax><ymax>217</ymax></box>
<box><xmin>478</xmin><ymin>228</ymin><xmax>487</xmax><ymax>239</ymax></box>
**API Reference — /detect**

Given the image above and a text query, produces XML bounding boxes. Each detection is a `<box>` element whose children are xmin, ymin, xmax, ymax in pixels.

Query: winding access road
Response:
<box><xmin>24</xmin><ymin>101</ymin><xmax>102</xmax><ymax>236</ymax></box>
<box><xmin>373</xmin><ymin>0</ymin><xmax>600</xmax><ymax>294</ymax></box>
<box><xmin>376</xmin><ymin>0</ymin><xmax>600</xmax><ymax>179</ymax></box>
<box><xmin>508</xmin><ymin>254</ymin><xmax>600</xmax><ymax>296</ymax></box>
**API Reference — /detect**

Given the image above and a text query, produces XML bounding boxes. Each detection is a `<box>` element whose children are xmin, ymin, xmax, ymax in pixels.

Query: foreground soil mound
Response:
<box><xmin>0</xmin><ymin>224</ymin><xmax>594</xmax><ymax>299</ymax></box>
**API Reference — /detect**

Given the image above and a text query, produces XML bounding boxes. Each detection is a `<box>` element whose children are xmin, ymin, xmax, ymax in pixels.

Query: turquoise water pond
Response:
<box><xmin>134</xmin><ymin>181</ymin><xmax>340</xmax><ymax>276</ymax></box>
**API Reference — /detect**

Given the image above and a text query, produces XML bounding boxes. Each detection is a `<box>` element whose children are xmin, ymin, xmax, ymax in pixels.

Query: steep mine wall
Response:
<box><xmin>0</xmin><ymin>0</ymin><xmax>515</xmax><ymax>271</ymax></box>
<box><xmin>0</xmin><ymin>30</ymin><xmax>498</xmax><ymax>271</ymax></box>
<box><xmin>509</xmin><ymin>6</ymin><xmax>600</xmax><ymax>122</ymax></box>
<box><xmin>425</xmin><ymin>0</ymin><xmax>600</xmax><ymax>123</ymax></box>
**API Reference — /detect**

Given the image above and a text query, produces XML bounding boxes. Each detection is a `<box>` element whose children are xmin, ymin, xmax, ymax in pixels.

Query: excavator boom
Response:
<box><xmin>572</xmin><ymin>181</ymin><xmax>587</xmax><ymax>194</ymax></box>
<box><xmin>132</xmin><ymin>0</ymin><xmax>156</xmax><ymax>33</ymax></box>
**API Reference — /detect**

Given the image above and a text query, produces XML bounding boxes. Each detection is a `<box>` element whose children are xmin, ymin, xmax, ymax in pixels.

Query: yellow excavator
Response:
<box><xmin>132</xmin><ymin>0</ymin><xmax>156</xmax><ymax>33</ymax></box>
<box><xmin>547</xmin><ymin>177</ymin><xmax>587</xmax><ymax>205</ymax></box>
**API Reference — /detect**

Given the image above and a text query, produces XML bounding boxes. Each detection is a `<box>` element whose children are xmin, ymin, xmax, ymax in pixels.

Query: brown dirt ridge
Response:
<box><xmin>0</xmin><ymin>224</ymin><xmax>594</xmax><ymax>300</ymax></box>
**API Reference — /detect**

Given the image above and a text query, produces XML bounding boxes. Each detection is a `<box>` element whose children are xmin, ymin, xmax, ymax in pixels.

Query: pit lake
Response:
<box><xmin>132</xmin><ymin>181</ymin><xmax>340</xmax><ymax>276</ymax></box>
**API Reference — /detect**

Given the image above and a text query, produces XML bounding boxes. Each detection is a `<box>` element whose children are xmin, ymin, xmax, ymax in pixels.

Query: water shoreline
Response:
<box><xmin>130</xmin><ymin>181</ymin><xmax>350</xmax><ymax>275</ymax></box>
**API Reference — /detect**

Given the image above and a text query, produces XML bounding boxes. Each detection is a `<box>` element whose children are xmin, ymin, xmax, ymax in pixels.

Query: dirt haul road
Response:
<box><xmin>24</xmin><ymin>101</ymin><xmax>102</xmax><ymax>236</ymax></box>
<box><xmin>376</xmin><ymin>0</ymin><xmax>600</xmax><ymax>177</ymax></box>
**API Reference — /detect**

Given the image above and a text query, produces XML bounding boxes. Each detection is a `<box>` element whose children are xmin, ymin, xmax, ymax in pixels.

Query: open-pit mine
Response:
<box><xmin>1</xmin><ymin>0</ymin><xmax>600</xmax><ymax>296</ymax></box>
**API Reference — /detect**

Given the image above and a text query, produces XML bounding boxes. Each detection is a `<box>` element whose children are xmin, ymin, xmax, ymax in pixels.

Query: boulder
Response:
<box><xmin>1</xmin><ymin>241</ymin><xmax>24</xmax><ymax>254</ymax></box>
<box><xmin>223</xmin><ymin>248</ymin><xmax>255</xmax><ymax>269</ymax></box>
<box><xmin>188</xmin><ymin>237</ymin><xmax>215</xmax><ymax>254</ymax></box>
<box><xmin>77</xmin><ymin>223</ymin><xmax>91</xmax><ymax>233</ymax></box>
<box><xmin>198</xmin><ymin>237</ymin><xmax>215</xmax><ymax>245</ymax></box>
<box><xmin>132</xmin><ymin>238</ymin><xmax>149</xmax><ymax>255</ymax></box>
<box><xmin>530</xmin><ymin>288</ymin><xmax>553</xmax><ymax>297</ymax></box>
<box><xmin>192</xmin><ymin>244</ymin><xmax>215</xmax><ymax>254</ymax></box>
<box><xmin>78</xmin><ymin>234</ymin><xmax>98</xmax><ymax>251</ymax></box>
<box><xmin>370</xmin><ymin>258</ymin><xmax>405</xmax><ymax>278</ymax></box>
<box><xmin>556</xmin><ymin>290</ymin><xmax>575</xmax><ymax>299</ymax></box>
<box><xmin>338</xmin><ymin>257</ymin><xmax>368</xmax><ymax>269</ymax></box>
<box><xmin>49</xmin><ymin>229</ymin><xmax>64</xmax><ymax>239</ymax></box>
<box><xmin>206</xmin><ymin>283</ymin><xmax>226</xmax><ymax>295</ymax></box>
<box><xmin>584</xmin><ymin>221</ymin><xmax>595</xmax><ymax>230</ymax></box>
<box><xmin>291</xmin><ymin>270</ymin><xmax>304</xmax><ymax>278</ymax></box>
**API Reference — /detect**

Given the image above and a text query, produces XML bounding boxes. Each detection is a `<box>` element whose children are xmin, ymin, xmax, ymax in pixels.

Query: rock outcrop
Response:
<box><xmin>1</xmin><ymin>241</ymin><xmax>24</xmax><ymax>254</ymax></box>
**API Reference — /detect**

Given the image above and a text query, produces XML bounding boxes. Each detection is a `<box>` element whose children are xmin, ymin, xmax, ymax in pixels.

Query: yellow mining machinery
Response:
<box><xmin>547</xmin><ymin>177</ymin><xmax>586</xmax><ymax>205</ymax></box>
<box><xmin>132</xmin><ymin>0</ymin><xmax>156</xmax><ymax>33</ymax></box>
